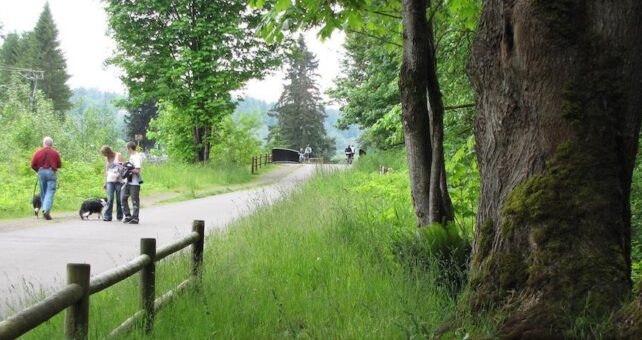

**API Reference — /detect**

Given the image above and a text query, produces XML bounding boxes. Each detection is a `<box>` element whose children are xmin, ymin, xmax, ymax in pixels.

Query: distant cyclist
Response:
<box><xmin>304</xmin><ymin>144</ymin><xmax>312</xmax><ymax>161</ymax></box>
<box><xmin>345</xmin><ymin>145</ymin><xmax>354</xmax><ymax>164</ymax></box>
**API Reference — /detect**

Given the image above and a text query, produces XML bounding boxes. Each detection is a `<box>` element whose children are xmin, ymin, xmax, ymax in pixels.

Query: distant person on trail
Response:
<box><xmin>304</xmin><ymin>144</ymin><xmax>312</xmax><ymax>161</ymax></box>
<box><xmin>30</xmin><ymin>136</ymin><xmax>62</xmax><ymax>220</ymax></box>
<box><xmin>299</xmin><ymin>148</ymin><xmax>305</xmax><ymax>163</ymax></box>
<box><xmin>345</xmin><ymin>145</ymin><xmax>354</xmax><ymax>164</ymax></box>
<box><xmin>101</xmin><ymin>145</ymin><xmax>125</xmax><ymax>222</ymax></box>
<box><xmin>121</xmin><ymin>142</ymin><xmax>143</xmax><ymax>224</ymax></box>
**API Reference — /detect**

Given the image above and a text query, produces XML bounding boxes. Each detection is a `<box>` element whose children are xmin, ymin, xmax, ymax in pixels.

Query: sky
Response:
<box><xmin>0</xmin><ymin>0</ymin><xmax>345</xmax><ymax>103</ymax></box>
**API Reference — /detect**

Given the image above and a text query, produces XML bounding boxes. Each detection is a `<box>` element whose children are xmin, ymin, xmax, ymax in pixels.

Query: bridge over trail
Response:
<box><xmin>0</xmin><ymin>164</ymin><xmax>328</xmax><ymax>317</ymax></box>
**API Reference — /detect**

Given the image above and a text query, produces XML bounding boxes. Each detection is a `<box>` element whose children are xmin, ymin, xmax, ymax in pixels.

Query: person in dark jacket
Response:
<box><xmin>30</xmin><ymin>136</ymin><xmax>62</xmax><ymax>220</ymax></box>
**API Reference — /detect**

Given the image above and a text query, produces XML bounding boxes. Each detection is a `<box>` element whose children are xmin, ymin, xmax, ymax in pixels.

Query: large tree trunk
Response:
<box><xmin>400</xmin><ymin>0</ymin><xmax>433</xmax><ymax>227</ymax></box>
<box><xmin>467</xmin><ymin>0</ymin><xmax>642</xmax><ymax>337</ymax></box>
<box><xmin>401</xmin><ymin>0</ymin><xmax>454</xmax><ymax>227</ymax></box>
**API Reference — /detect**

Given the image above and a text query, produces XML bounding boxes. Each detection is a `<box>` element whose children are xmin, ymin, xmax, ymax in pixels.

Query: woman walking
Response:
<box><xmin>101</xmin><ymin>145</ymin><xmax>125</xmax><ymax>221</ymax></box>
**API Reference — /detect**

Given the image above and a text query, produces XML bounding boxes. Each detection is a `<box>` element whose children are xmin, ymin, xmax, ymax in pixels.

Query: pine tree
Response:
<box><xmin>31</xmin><ymin>3</ymin><xmax>72</xmax><ymax>114</ymax></box>
<box><xmin>0</xmin><ymin>32</ymin><xmax>35</xmax><ymax>87</ymax></box>
<box><xmin>124</xmin><ymin>101</ymin><xmax>158</xmax><ymax>150</ymax></box>
<box><xmin>269</xmin><ymin>36</ymin><xmax>335</xmax><ymax>159</ymax></box>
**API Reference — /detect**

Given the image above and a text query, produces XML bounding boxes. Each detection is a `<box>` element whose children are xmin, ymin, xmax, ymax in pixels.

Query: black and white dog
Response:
<box><xmin>79</xmin><ymin>198</ymin><xmax>108</xmax><ymax>220</ymax></box>
<box><xmin>32</xmin><ymin>194</ymin><xmax>42</xmax><ymax>218</ymax></box>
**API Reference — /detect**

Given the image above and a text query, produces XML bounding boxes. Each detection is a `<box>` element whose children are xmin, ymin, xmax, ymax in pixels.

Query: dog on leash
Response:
<box><xmin>79</xmin><ymin>198</ymin><xmax>108</xmax><ymax>220</ymax></box>
<box><xmin>32</xmin><ymin>195</ymin><xmax>42</xmax><ymax>218</ymax></box>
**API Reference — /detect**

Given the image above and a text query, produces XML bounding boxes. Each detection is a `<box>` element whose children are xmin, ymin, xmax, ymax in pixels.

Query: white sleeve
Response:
<box><xmin>132</xmin><ymin>154</ymin><xmax>142</xmax><ymax>169</ymax></box>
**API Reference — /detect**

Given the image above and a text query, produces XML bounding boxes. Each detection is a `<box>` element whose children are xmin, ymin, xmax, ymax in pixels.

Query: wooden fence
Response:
<box><xmin>251</xmin><ymin>153</ymin><xmax>272</xmax><ymax>174</ymax></box>
<box><xmin>0</xmin><ymin>220</ymin><xmax>206</xmax><ymax>340</ymax></box>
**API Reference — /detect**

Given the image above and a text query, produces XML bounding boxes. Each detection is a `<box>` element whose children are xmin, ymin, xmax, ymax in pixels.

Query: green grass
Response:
<box><xmin>146</xmin><ymin>175</ymin><xmax>451</xmax><ymax>338</ymax></box>
<box><xmin>143</xmin><ymin>162</ymin><xmax>255</xmax><ymax>195</ymax></box>
<box><xmin>0</xmin><ymin>161</ymin><xmax>255</xmax><ymax>219</ymax></box>
<box><xmin>16</xmin><ymin>253</ymin><xmax>194</xmax><ymax>339</ymax></box>
<box><xmin>12</xmin><ymin>142</ymin><xmax>632</xmax><ymax>338</ymax></box>
<box><xmin>14</xmin><ymin>151</ymin><xmax>493</xmax><ymax>339</ymax></box>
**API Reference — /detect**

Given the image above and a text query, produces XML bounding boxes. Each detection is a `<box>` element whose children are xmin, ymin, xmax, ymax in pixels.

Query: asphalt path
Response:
<box><xmin>0</xmin><ymin>164</ymin><xmax>322</xmax><ymax>318</ymax></box>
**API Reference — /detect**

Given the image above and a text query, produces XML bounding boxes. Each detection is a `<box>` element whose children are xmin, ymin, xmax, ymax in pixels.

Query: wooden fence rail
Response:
<box><xmin>251</xmin><ymin>153</ymin><xmax>272</xmax><ymax>174</ymax></box>
<box><xmin>0</xmin><ymin>220</ymin><xmax>206</xmax><ymax>340</ymax></box>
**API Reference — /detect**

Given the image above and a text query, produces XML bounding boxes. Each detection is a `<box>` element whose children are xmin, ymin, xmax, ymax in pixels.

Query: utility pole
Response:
<box><xmin>0</xmin><ymin>64</ymin><xmax>45</xmax><ymax>109</ymax></box>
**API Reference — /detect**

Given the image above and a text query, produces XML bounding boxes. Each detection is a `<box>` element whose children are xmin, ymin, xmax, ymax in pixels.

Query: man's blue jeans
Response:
<box><xmin>104</xmin><ymin>182</ymin><xmax>123</xmax><ymax>220</ymax></box>
<box><xmin>37</xmin><ymin>168</ymin><xmax>57</xmax><ymax>213</ymax></box>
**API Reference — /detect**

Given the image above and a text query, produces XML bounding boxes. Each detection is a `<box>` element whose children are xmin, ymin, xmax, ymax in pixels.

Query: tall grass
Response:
<box><xmin>142</xmin><ymin>172</ymin><xmax>454</xmax><ymax>338</ymax></box>
<box><xmin>143</xmin><ymin>162</ymin><xmax>253</xmax><ymax>195</ymax></box>
<box><xmin>14</xmin><ymin>150</ymin><xmax>497</xmax><ymax>338</ymax></box>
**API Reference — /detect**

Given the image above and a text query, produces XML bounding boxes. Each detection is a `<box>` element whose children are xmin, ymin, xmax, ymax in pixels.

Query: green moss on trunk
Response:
<box><xmin>467</xmin><ymin>39</ymin><xmax>632</xmax><ymax>336</ymax></box>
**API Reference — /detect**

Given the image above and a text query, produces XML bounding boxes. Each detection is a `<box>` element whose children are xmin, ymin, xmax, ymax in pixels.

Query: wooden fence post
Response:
<box><xmin>140</xmin><ymin>238</ymin><xmax>156</xmax><ymax>334</ymax></box>
<box><xmin>192</xmin><ymin>220</ymin><xmax>205</xmax><ymax>277</ymax></box>
<box><xmin>65</xmin><ymin>264</ymin><xmax>90</xmax><ymax>340</ymax></box>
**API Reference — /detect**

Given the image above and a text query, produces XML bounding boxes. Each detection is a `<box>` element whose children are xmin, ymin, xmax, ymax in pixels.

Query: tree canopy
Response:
<box><xmin>105</xmin><ymin>0</ymin><xmax>283</xmax><ymax>161</ymax></box>
<box><xmin>0</xmin><ymin>3</ymin><xmax>72</xmax><ymax>114</ymax></box>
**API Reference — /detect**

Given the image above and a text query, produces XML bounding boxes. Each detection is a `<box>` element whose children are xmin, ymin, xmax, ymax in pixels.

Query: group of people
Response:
<box><xmin>30</xmin><ymin>137</ymin><xmax>143</xmax><ymax>223</ymax></box>
<box><xmin>299</xmin><ymin>144</ymin><xmax>312</xmax><ymax>163</ymax></box>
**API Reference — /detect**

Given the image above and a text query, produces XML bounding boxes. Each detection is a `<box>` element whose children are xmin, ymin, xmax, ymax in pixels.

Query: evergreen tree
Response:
<box><xmin>124</xmin><ymin>101</ymin><xmax>158</xmax><ymax>150</ymax></box>
<box><xmin>0</xmin><ymin>32</ymin><xmax>35</xmax><ymax>88</ymax></box>
<box><xmin>31</xmin><ymin>3</ymin><xmax>72</xmax><ymax>114</ymax></box>
<box><xmin>269</xmin><ymin>36</ymin><xmax>335</xmax><ymax>159</ymax></box>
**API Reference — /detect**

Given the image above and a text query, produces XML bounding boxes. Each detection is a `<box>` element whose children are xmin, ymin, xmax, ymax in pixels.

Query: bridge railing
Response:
<box><xmin>251</xmin><ymin>153</ymin><xmax>272</xmax><ymax>174</ymax></box>
<box><xmin>0</xmin><ymin>220</ymin><xmax>205</xmax><ymax>340</ymax></box>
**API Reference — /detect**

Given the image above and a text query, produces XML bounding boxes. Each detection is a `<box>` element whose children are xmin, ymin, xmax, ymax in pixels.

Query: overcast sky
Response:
<box><xmin>0</xmin><ymin>0</ymin><xmax>345</xmax><ymax>103</ymax></box>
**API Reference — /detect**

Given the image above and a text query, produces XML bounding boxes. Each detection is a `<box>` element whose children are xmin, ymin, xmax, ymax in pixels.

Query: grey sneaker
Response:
<box><xmin>43</xmin><ymin>212</ymin><xmax>52</xmax><ymax>220</ymax></box>
<box><xmin>128</xmin><ymin>218</ymin><xmax>139</xmax><ymax>224</ymax></box>
<box><xmin>123</xmin><ymin>216</ymin><xmax>132</xmax><ymax>223</ymax></box>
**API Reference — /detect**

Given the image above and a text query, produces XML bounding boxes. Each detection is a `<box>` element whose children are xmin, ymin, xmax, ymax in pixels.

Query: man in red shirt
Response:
<box><xmin>31</xmin><ymin>136</ymin><xmax>62</xmax><ymax>220</ymax></box>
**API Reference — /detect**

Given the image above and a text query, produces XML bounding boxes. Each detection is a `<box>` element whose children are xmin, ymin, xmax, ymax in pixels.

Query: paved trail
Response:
<box><xmin>0</xmin><ymin>164</ymin><xmax>320</xmax><ymax>317</ymax></box>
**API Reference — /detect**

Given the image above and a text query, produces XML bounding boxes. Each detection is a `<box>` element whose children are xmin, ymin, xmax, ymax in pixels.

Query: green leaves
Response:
<box><xmin>105</xmin><ymin>0</ymin><xmax>284</xmax><ymax>161</ymax></box>
<box><xmin>445</xmin><ymin>0</ymin><xmax>480</xmax><ymax>30</ymax></box>
<box><xmin>275</xmin><ymin>0</ymin><xmax>291</xmax><ymax>12</ymax></box>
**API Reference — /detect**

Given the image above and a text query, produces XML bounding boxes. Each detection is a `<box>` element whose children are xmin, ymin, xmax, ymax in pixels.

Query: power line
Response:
<box><xmin>0</xmin><ymin>64</ymin><xmax>45</xmax><ymax>109</ymax></box>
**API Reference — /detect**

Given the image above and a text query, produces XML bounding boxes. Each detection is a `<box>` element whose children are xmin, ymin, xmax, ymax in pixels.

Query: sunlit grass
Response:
<box><xmin>143</xmin><ymin>162</ymin><xmax>254</xmax><ymax>195</ymax></box>
<box><xmin>10</xmin><ymin>151</ymin><xmax>502</xmax><ymax>338</ymax></box>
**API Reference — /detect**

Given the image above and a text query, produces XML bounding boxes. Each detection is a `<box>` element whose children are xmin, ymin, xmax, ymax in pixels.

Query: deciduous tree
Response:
<box><xmin>106</xmin><ymin>0</ymin><xmax>282</xmax><ymax>162</ymax></box>
<box><xmin>467</xmin><ymin>1</ymin><xmax>642</xmax><ymax>336</ymax></box>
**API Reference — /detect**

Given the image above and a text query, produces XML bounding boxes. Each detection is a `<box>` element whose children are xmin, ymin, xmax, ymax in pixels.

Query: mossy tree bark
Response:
<box><xmin>400</xmin><ymin>0</ymin><xmax>454</xmax><ymax>227</ymax></box>
<box><xmin>467</xmin><ymin>0</ymin><xmax>642</xmax><ymax>336</ymax></box>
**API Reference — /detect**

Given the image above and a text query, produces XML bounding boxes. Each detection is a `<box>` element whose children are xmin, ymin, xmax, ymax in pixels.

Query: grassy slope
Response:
<box><xmin>149</xmin><ymin>171</ymin><xmax>455</xmax><ymax>339</ymax></box>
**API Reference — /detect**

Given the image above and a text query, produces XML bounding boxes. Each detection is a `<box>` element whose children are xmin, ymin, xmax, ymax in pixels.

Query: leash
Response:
<box><xmin>32</xmin><ymin>177</ymin><xmax>38</xmax><ymax>197</ymax></box>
